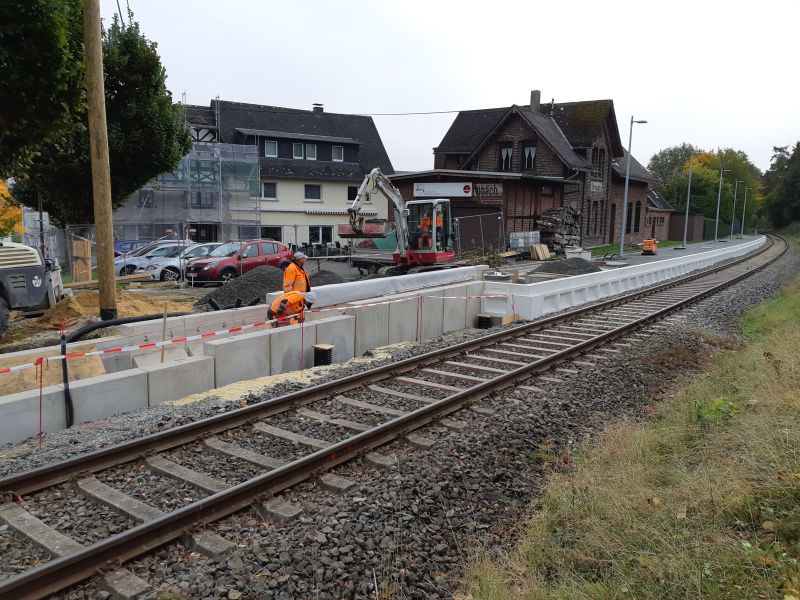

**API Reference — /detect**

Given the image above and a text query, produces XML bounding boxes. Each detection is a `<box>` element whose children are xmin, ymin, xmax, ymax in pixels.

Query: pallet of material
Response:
<box><xmin>64</xmin><ymin>273</ymin><xmax>154</xmax><ymax>289</ymax></box>
<box><xmin>531</xmin><ymin>244</ymin><xmax>551</xmax><ymax>260</ymax></box>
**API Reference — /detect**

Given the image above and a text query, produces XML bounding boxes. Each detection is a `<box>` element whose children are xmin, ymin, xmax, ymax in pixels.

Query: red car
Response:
<box><xmin>186</xmin><ymin>239</ymin><xmax>291</xmax><ymax>284</ymax></box>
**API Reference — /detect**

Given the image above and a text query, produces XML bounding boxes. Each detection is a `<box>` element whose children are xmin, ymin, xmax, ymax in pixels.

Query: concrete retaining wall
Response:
<box><xmin>481</xmin><ymin>236</ymin><xmax>766</xmax><ymax>319</ymax></box>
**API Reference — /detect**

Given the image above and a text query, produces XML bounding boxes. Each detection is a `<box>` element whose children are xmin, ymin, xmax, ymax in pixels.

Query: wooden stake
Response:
<box><xmin>160</xmin><ymin>302</ymin><xmax>168</xmax><ymax>363</ymax></box>
<box><xmin>84</xmin><ymin>0</ymin><xmax>117</xmax><ymax>320</ymax></box>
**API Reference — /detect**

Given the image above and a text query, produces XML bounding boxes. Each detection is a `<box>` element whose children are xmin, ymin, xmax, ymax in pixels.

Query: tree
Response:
<box><xmin>763</xmin><ymin>142</ymin><xmax>800</xmax><ymax>227</ymax></box>
<box><xmin>646</xmin><ymin>143</ymin><xmax>699</xmax><ymax>209</ymax></box>
<box><xmin>0</xmin><ymin>0</ymin><xmax>84</xmax><ymax>177</ymax></box>
<box><xmin>0</xmin><ymin>180</ymin><xmax>24</xmax><ymax>238</ymax></box>
<box><xmin>11</xmin><ymin>10</ymin><xmax>192</xmax><ymax>225</ymax></box>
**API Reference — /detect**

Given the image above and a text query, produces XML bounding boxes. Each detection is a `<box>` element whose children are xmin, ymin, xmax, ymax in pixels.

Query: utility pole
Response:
<box><xmin>84</xmin><ymin>0</ymin><xmax>117</xmax><ymax>319</ymax></box>
<box><xmin>713</xmin><ymin>166</ymin><xmax>730</xmax><ymax>243</ymax></box>
<box><xmin>37</xmin><ymin>192</ymin><xmax>46</xmax><ymax>259</ymax></box>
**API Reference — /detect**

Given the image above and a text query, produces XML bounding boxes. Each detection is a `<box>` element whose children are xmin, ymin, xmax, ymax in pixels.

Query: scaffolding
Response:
<box><xmin>113</xmin><ymin>142</ymin><xmax>260</xmax><ymax>243</ymax></box>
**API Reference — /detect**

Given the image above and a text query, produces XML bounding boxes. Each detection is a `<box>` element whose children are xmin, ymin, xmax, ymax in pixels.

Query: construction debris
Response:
<box><xmin>537</xmin><ymin>206</ymin><xmax>581</xmax><ymax>250</ymax></box>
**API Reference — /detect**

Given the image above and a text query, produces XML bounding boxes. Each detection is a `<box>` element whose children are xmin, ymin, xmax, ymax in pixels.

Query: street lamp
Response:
<box><xmin>741</xmin><ymin>186</ymin><xmax>752</xmax><ymax>236</ymax></box>
<box><xmin>730</xmin><ymin>180</ymin><xmax>744</xmax><ymax>239</ymax></box>
<box><xmin>619</xmin><ymin>116</ymin><xmax>647</xmax><ymax>256</ymax></box>
<box><xmin>677</xmin><ymin>153</ymin><xmax>696</xmax><ymax>250</ymax></box>
<box><xmin>713</xmin><ymin>166</ymin><xmax>731</xmax><ymax>243</ymax></box>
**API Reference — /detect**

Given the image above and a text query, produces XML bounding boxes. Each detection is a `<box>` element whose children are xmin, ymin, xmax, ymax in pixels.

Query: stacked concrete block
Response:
<box><xmin>140</xmin><ymin>356</ymin><xmax>215</xmax><ymax>406</ymax></box>
<box><xmin>204</xmin><ymin>330</ymin><xmax>271</xmax><ymax>388</ymax></box>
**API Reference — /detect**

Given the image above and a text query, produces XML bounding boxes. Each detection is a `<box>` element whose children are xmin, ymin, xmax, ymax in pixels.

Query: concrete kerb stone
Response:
<box><xmin>441</xmin><ymin>284</ymin><xmax>467</xmax><ymax>333</ymax></box>
<box><xmin>313</xmin><ymin>315</ymin><xmax>355</xmax><ymax>364</ymax></box>
<box><xmin>268</xmin><ymin>321</ymin><xmax>317</xmax><ymax>374</ymax></box>
<box><xmin>139</xmin><ymin>355</ymin><xmax>215</xmax><ymax>406</ymax></box>
<box><xmin>344</xmin><ymin>301</ymin><xmax>389</xmax><ymax>357</ymax></box>
<box><xmin>204</xmin><ymin>329</ymin><xmax>271</xmax><ymax>388</ymax></box>
<box><xmin>420</xmin><ymin>291</ymin><xmax>444</xmax><ymax>342</ymax></box>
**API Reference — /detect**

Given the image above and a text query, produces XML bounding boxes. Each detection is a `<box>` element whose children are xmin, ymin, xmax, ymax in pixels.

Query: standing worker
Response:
<box><xmin>268</xmin><ymin>291</ymin><xmax>316</xmax><ymax>326</ymax></box>
<box><xmin>418</xmin><ymin>211</ymin><xmax>432</xmax><ymax>249</ymax></box>
<box><xmin>434</xmin><ymin>208</ymin><xmax>444</xmax><ymax>250</ymax></box>
<box><xmin>283</xmin><ymin>251</ymin><xmax>311</xmax><ymax>293</ymax></box>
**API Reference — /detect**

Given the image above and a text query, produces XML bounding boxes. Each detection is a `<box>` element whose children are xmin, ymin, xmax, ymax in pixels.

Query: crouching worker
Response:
<box><xmin>267</xmin><ymin>291</ymin><xmax>316</xmax><ymax>327</ymax></box>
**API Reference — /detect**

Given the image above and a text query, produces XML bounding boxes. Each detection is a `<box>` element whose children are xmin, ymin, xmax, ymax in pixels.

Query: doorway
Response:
<box><xmin>190</xmin><ymin>223</ymin><xmax>218</xmax><ymax>243</ymax></box>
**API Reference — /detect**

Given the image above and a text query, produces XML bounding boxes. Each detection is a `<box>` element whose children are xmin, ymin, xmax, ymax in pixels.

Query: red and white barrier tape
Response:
<box><xmin>0</xmin><ymin>293</ymin><xmax>509</xmax><ymax>375</ymax></box>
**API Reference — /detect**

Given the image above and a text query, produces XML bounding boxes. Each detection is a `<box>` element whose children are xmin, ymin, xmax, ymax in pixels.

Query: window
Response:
<box><xmin>626</xmin><ymin>203</ymin><xmax>633</xmax><ymax>234</ymax></box>
<box><xmin>138</xmin><ymin>190</ymin><xmax>154</xmax><ymax>208</ymax></box>
<box><xmin>332</xmin><ymin>146</ymin><xmax>344</xmax><ymax>162</ymax></box>
<box><xmin>306</xmin><ymin>144</ymin><xmax>317</xmax><ymax>160</ymax></box>
<box><xmin>304</xmin><ymin>184</ymin><xmax>322</xmax><ymax>201</ymax></box>
<box><xmin>585</xmin><ymin>201</ymin><xmax>592</xmax><ymax>235</ymax></box>
<box><xmin>260</xmin><ymin>242</ymin><xmax>278</xmax><ymax>255</ymax></box>
<box><xmin>598</xmin><ymin>149</ymin><xmax>606</xmax><ymax>178</ymax></box>
<box><xmin>499</xmin><ymin>144</ymin><xmax>513</xmax><ymax>171</ymax></box>
<box><xmin>238</xmin><ymin>225</ymin><xmax>258</xmax><ymax>240</ymax></box>
<box><xmin>242</xmin><ymin>243</ymin><xmax>260</xmax><ymax>258</ymax></box>
<box><xmin>293</xmin><ymin>143</ymin><xmax>304</xmax><ymax>159</ymax></box>
<box><xmin>261</xmin><ymin>226</ymin><xmax>282</xmax><ymax>241</ymax></box>
<box><xmin>591</xmin><ymin>147</ymin><xmax>599</xmax><ymax>175</ymax></box>
<box><xmin>189</xmin><ymin>191</ymin><xmax>214</xmax><ymax>207</ymax></box>
<box><xmin>523</xmin><ymin>144</ymin><xmax>537</xmax><ymax>170</ymax></box>
<box><xmin>265</xmin><ymin>140</ymin><xmax>278</xmax><ymax>158</ymax></box>
<box><xmin>634</xmin><ymin>201</ymin><xmax>642</xmax><ymax>232</ymax></box>
<box><xmin>347</xmin><ymin>186</ymin><xmax>358</xmax><ymax>201</ymax></box>
<box><xmin>309</xmin><ymin>225</ymin><xmax>332</xmax><ymax>245</ymax></box>
<box><xmin>593</xmin><ymin>201</ymin><xmax>599</xmax><ymax>235</ymax></box>
<box><xmin>261</xmin><ymin>182</ymin><xmax>277</xmax><ymax>199</ymax></box>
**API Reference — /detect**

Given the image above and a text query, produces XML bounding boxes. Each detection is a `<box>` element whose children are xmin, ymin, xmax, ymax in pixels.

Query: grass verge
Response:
<box><xmin>589</xmin><ymin>240</ymin><xmax>686</xmax><ymax>257</ymax></box>
<box><xmin>467</xmin><ymin>278</ymin><xmax>800</xmax><ymax>599</ymax></box>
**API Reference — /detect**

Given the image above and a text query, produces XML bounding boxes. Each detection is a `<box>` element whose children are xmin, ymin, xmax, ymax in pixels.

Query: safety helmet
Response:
<box><xmin>304</xmin><ymin>291</ymin><xmax>317</xmax><ymax>306</ymax></box>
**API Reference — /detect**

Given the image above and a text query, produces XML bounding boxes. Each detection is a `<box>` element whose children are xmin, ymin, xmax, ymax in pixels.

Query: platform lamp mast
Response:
<box><xmin>731</xmin><ymin>180</ymin><xmax>743</xmax><ymax>239</ymax></box>
<box><xmin>679</xmin><ymin>154</ymin><xmax>695</xmax><ymax>249</ymax></box>
<box><xmin>741</xmin><ymin>187</ymin><xmax>752</xmax><ymax>236</ymax></box>
<box><xmin>713</xmin><ymin>165</ymin><xmax>730</xmax><ymax>243</ymax></box>
<box><xmin>619</xmin><ymin>116</ymin><xmax>647</xmax><ymax>257</ymax></box>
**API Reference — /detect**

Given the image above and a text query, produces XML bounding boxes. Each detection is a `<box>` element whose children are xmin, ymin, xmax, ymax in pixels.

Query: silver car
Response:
<box><xmin>113</xmin><ymin>242</ymin><xmax>193</xmax><ymax>276</ymax></box>
<box><xmin>137</xmin><ymin>243</ymin><xmax>221</xmax><ymax>281</ymax></box>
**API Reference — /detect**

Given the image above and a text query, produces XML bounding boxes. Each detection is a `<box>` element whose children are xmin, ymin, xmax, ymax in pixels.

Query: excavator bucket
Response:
<box><xmin>337</xmin><ymin>219</ymin><xmax>390</xmax><ymax>238</ymax></box>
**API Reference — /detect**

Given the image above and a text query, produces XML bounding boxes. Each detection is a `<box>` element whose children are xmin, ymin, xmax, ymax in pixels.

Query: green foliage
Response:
<box><xmin>763</xmin><ymin>143</ymin><xmax>800</xmax><ymax>228</ymax></box>
<box><xmin>692</xmin><ymin>396</ymin><xmax>737</xmax><ymax>427</ymax></box>
<box><xmin>647</xmin><ymin>145</ymin><xmax>762</xmax><ymax>229</ymax></box>
<box><xmin>9</xmin><ymin>10</ymin><xmax>192</xmax><ymax>225</ymax></box>
<box><xmin>0</xmin><ymin>0</ymin><xmax>84</xmax><ymax>176</ymax></box>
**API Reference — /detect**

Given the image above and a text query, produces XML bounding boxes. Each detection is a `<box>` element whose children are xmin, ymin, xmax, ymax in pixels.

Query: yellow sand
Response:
<box><xmin>38</xmin><ymin>290</ymin><xmax>194</xmax><ymax>326</ymax></box>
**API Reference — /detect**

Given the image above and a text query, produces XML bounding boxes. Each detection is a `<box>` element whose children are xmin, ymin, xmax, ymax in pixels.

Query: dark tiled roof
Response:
<box><xmin>235</xmin><ymin>128</ymin><xmax>359</xmax><ymax>145</ymax></box>
<box><xmin>647</xmin><ymin>188</ymin><xmax>673</xmax><ymax>210</ymax></box>
<box><xmin>389</xmin><ymin>168</ymin><xmax>565</xmax><ymax>181</ymax></box>
<box><xmin>190</xmin><ymin>100</ymin><xmax>394</xmax><ymax>176</ymax></box>
<box><xmin>612</xmin><ymin>148</ymin><xmax>653</xmax><ymax>183</ymax></box>
<box><xmin>259</xmin><ymin>158</ymin><xmax>364</xmax><ymax>181</ymax></box>
<box><xmin>546</xmin><ymin>100</ymin><xmax>623</xmax><ymax>155</ymax></box>
<box><xmin>185</xmin><ymin>104</ymin><xmax>217</xmax><ymax>127</ymax></box>
<box><xmin>434</xmin><ymin>99</ymin><xmax>619</xmax><ymax>170</ymax></box>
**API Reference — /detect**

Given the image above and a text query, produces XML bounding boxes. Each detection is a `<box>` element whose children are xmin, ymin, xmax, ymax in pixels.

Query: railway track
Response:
<box><xmin>0</xmin><ymin>235</ymin><xmax>787</xmax><ymax>599</ymax></box>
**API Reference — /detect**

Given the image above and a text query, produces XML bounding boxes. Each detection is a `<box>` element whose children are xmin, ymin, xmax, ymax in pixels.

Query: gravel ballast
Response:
<box><xmin>4</xmin><ymin>239</ymin><xmax>797</xmax><ymax>599</ymax></box>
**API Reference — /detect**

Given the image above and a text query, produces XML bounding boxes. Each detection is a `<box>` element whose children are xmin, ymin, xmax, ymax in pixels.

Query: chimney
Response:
<box><xmin>529</xmin><ymin>90</ymin><xmax>541</xmax><ymax>112</ymax></box>
<box><xmin>312</xmin><ymin>103</ymin><xmax>324</xmax><ymax>113</ymax></box>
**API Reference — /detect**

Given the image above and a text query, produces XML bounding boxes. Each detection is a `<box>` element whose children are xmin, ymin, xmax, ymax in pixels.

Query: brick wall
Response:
<box><xmin>609</xmin><ymin>178</ymin><xmax>649</xmax><ymax>245</ymax></box>
<box><xmin>580</xmin><ymin>131</ymin><xmax>614</xmax><ymax>248</ymax></box>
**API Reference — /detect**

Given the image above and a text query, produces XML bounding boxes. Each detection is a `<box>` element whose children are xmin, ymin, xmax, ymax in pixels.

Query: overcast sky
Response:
<box><xmin>100</xmin><ymin>0</ymin><xmax>800</xmax><ymax>173</ymax></box>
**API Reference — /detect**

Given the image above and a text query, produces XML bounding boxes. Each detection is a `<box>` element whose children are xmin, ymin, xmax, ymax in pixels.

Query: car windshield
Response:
<box><xmin>184</xmin><ymin>244</ymin><xmax>217</xmax><ymax>258</ymax></box>
<box><xmin>208</xmin><ymin>242</ymin><xmax>243</xmax><ymax>258</ymax></box>
<box><xmin>146</xmin><ymin>245</ymin><xmax>182</xmax><ymax>258</ymax></box>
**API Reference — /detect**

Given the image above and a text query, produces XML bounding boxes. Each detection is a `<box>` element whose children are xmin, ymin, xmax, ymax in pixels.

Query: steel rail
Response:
<box><xmin>0</xmin><ymin>236</ymin><xmax>779</xmax><ymax>498</ymax></box>
<box><xmin>0</xmin><ymin>236</ymin><xmax>786</xmax><ymax>600</ymax></box>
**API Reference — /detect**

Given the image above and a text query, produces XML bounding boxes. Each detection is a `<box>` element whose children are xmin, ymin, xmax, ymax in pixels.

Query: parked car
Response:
<box><xmin>137</xmin><ymin>242</ymin><xmax>221</xmax><ymax>281</ymax></box>
<box><xmin>185</xmin><ymin>239</ymin><xmax>291</xmax><ymax>284</ymax></box>
<box><xmin>114</xmin><ymin>241</ymin><xmax>193</xmax><ymax>276</ymax></box>
<box><xmin>113</xmin><ymin>240</ymin><xmax>150</xmax><ymax>257</ymax></box>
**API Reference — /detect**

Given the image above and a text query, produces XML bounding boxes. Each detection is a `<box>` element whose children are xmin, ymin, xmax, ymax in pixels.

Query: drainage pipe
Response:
<box><xmin>66</xmin><ymin>313</ymin><xmax>190</xmax><ymax>343</ymax></box>
<box><xmin>59</xmin><ymin>331</ymin><xmax>74</xmax><ymax>428</ymax></box>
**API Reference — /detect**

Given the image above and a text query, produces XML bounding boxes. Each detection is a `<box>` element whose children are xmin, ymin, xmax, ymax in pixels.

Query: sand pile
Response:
<box><xmin>38</xmin><ymin>290</ymin><xmax>194</xmax><ymax>326</ymax></box>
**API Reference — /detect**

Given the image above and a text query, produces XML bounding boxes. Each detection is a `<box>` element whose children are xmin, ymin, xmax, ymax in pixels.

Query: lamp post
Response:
<box><xmin>619</xmin><ymin>116</ymin><xmax>647</xmax><ymax>256</ymax></box>
<box><xmin>741</xmin><ymin>186</ymin><xmax>752</xmax><ymax>236</ymax></box>
<box><xmin>730</xmin><ymin>180</ymin><xmax>744</xmax><ymax>239</ymax></box>
<box><xmin>713</xmin><ymin>166</ymin><xmax>730</xmax><ymax>243</ymax></box>
<box><xmin>678</xmin><ymin>154</ymin><xmax>696</xmax><ymax>249</ymax></box>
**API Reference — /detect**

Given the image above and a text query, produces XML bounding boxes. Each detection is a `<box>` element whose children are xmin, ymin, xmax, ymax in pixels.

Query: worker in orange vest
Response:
<box><xmin>268</xmin><ymin>291</ymin><xmax>316</xmax><ymax>326</ymax></box>
<box><xmin>283</xmin><ymin>251</ymin><xmax>311</xmax><ymax>293</ymax></box>
<box><xmin>435</xmin><ymin>210</ymin><xmax>444</xmax><ymax>250</ymax></box>
<box><xmin>418</xmin><ymin>213</ymin><xmax>432</xmax><ymax>249</ymax></box>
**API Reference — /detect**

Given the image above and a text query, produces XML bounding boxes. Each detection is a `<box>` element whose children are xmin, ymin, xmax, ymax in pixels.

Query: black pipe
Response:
<box><xmin>60</xmin><ymin>332</ymin><xmax>74</xmax><ymax>428</ymax></box>
<box><xmin>66</xmin><ymin>312</ymin><xmax>190</xmax><ymax>343</ymax></box>
<box><xmin>208</xmin><ymin>297</ymin><xmax>262</xmax><ymax>311</ymax></box>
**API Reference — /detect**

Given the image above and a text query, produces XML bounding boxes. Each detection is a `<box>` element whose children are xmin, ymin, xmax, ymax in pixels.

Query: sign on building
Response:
<box><xmin>413</xmin><ymin>182</ymin><xmax>473</xmax><ymax>197</ymax></box>
<box><xmin>474</xmin><ymin>183</ymin><xmax>503</xmax><ymax>197</ymax></box>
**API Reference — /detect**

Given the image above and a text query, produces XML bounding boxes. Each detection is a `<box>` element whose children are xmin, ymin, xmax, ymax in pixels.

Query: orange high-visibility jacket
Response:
<box><xmin>420</xmin><ymin>216</ymin><xmax>432</xmax><ymax>232</ymax></box>
<box><xmin>436</xmin><ymin>214</ymin><xmax>443</xmax><ymax>227</ymax></box>
<box><xmin>283</xmin><ymin>261</ymin><xmax>310</xmax><ymax>293</ymax></box>
<box><xmin>268</xmin><ymin>291</ymin><xmax>307</xmax><ymax>324</ymax></box>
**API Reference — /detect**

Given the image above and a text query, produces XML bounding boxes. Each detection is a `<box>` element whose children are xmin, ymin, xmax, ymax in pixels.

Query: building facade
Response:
<box><xmin>115</xmin><ymin>100</ymin><xmax>394</xmax><ymax>247</ymax></box>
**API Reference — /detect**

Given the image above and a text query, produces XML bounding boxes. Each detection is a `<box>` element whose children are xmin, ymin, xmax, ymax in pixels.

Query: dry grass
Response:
<box><xmin>467</xmin><ymin>278</ymin><xmax>800</xmax><ymax>600</ymax></box>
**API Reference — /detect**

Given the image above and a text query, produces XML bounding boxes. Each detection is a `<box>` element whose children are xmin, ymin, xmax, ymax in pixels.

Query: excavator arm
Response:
<box><xmin>340</xmin><ymin>167</ymin><xmax>410</xmax><ymax>258</ymax></box>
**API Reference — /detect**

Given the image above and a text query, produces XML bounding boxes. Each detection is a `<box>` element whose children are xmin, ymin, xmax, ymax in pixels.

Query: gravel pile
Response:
<box><xmin>534</xmin><ymin>257</ymin><xmax>600</xmax><ymax>275</ymax></box>
<box><xmin>194</xmin><ymin>266</ymin><xmax>284</xmax><ymax>311</ymax></box>
<box><xmin>309</xmin><ymin>270</ymin><xmax>345</xmax><ymax>287</ymax></box>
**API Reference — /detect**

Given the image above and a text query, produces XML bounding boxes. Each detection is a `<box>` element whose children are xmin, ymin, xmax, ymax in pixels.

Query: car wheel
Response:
<box><xmin>0</xmin><ymin>298</ymin><xmax>9</xmax><ymax>341</ymax></box>
<box><xmin>120</xmin><ymin>265</ymin><xmax>137</xmax><ymax>276</ymax></box>
<box><xmin>160</xmin><ymin>267</ymin><xmax>180</xmax><ymax>282</ymax></box>
<box><xmin>220</xmin><ymin>269</ymin><xmax>238</xmax><ymax>284</ymax></box>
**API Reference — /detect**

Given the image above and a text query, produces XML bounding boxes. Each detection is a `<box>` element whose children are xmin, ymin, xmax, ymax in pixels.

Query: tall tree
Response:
<box><xmin>0</xmin><ymin>0</ymin><xmax>84</xmax><ymax>177</ymax></box>
<box><xmin>763</xmin><ymin>142</ymin><xmax>800</xmax><ymax>227</ymax></box>
<box><xmin>646</xmin><ymin>143</ymin><xmax>700</xmax><ymax>209</ymax></box>
<box><xmin>0</xmin><ymin>181</ymin><xmax>24</xmax><ymax>238</ymax></box>
<box><xmin>11</xmin><ymin>10</ymin><xmax>192</xmax><ymax>224</ymax></box>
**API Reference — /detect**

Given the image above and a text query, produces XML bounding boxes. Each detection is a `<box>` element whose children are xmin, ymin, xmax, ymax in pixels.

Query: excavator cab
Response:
<box><xmin>406</xmin><ymin>200</ymin><xmax>453</xmax><ymax>253</ymax></box>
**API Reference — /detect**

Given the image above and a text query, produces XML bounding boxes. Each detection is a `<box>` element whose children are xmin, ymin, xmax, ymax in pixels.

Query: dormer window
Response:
<box><xmin>332</xmin><ymin>146</ymin><xmax>344</xmax><ymax>162</ymax></box>
<box><xmin>265</xmin><ymin>140</ymin><xmax>278</xmax><ymax>158</ymax></box>
<box><xmin>499</xmin><ymin>143</ymin><xmax>513</xmax><ymax>171</ymax></box>
<box><xmin>293</xmin><ymin>143</ymin><xmax>304</xmax><ymax>159</ymax></box>
<box><xmin>523</xmin><ymin>144</ymin><xmax>536</xmax><ymax>170</ymax></box>
<box><xmin>306</xmin><ymin>144</ymin><xmax>317</xmax><ymax>160</ymax></box>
